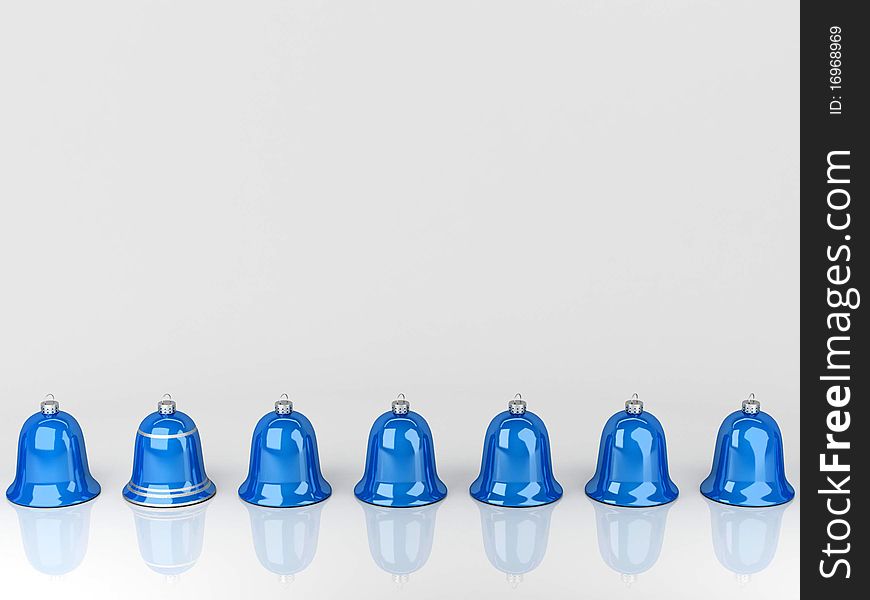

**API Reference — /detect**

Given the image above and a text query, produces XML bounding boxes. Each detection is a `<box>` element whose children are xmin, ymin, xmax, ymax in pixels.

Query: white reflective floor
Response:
<box><xmin>1</xmin><ymin>466</ymin><xmax>799</xmax><ymax>599</ymax></box>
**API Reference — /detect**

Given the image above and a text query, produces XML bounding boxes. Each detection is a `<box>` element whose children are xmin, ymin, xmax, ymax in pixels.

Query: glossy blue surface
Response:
<box><xmin>123</xmin><ymin>409</ymin><xmax>216</xmax><ymax>507</ymax></box>
<box><xmin>244</xmin><ymin>501</ymin><xmax>324</xmax><ymax>580</ymax></box>
<box><xmin>129</xmin><ymin>503</ymin><xmax>208</xmax><ymax>576</ymax></box>
<box><xmin>470</xmin><ymin>410</ymin><xmax>562</xmax><ymax>507</ymax></box>
<box><xmin>585</xmin><ymin>409</ymin><xmax>679</xmax><ymax>507</ymax></box>
<box><xmin>239</xmin><ymin>409</ymin><xmax>332</xmax><ymax>507</ymax></box>
<box><xmin>358</xmin><ymin>499</ymin><xmax>440</xmax><ymax>578</ymax></box>
<box><xmin>706</xmin><ymin>498</ymin><xmax>789</xmax><ymax>576</ymax></box>
<box><xmin>12</xmin><ymin>502</ymin><xmax>93</xmax><ymax>575</ymax></box>
<box><xmin>590</xmin><ymin>499</ymin><xmax>671</xmax><ymax>578</ymax></box>
<box><xmin>700</xmin><ymin>410</ymin><xmax>795</xmax><ymax>507</ymax></box>
<box><xmin>7</xmin><ymin>410</ymin><xmax>101</xmax><ymax>508</ymax></box>
<box><xmin>354</xmin><ymin>410</ymin><xmax>447</xmax><ymax>507</ymax></box>
<box><xmin>478</xmin><ymin>501</ymin><xmax>556</xmax><ymax>580</ymax></box>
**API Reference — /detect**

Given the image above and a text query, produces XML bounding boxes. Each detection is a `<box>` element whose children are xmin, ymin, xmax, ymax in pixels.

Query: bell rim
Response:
<box><xmin>353</xmin><ymin>492</ymin><xmax>447</xmax><ymax>509</ymax></box>
<box><xmin>353</xmin><ymin>476</ymin><xmax>448</xmax><ymax>508</ymax></box>
<box><xmin>469</xmin><ymin>493</ymin><xmax>562</xmax><ymax>509</ymax></box>
<box><xmin>699</xmin><ymin>489</ymin><xmax>795</xmax><ymax>508</ymax></box>
<box><xmin>469</xmin><ymin>475</ymin><xmax>563</xmax><ymax>508</ymax></box>
<box><xmin>584</xmin><ymin>491</ymin><xmax>679</xmax><ymax>509</ymax></box>
<box><xmin>122</xmin><ymin>494</ymin><xmax>215</xmax><ymax>509</ymax></box>
<box><xmin>122</xmin><ymin>483</ymin><xmax>216</xmax><ymax>508</ymax></box>
<box><xmin>5</xmin><ymin>488</ymin><xmax>101</xmax><ymax>510</ymax></box>
<box><xmin>237</xmin><ymin>490</ymin><xmax>332</xmax><ymax>509</ymax></box>
<box><xmin>700</xmin><ymin>494</ymin><xmax>795</xmax><ymax>510</ymax></box>
<box><xmin>237</xmin><ymin>477</ymin><xmax>333</xmax><ymax>508</ymax></box>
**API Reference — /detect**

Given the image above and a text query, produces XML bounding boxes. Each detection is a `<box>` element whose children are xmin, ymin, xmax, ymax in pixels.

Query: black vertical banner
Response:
<box><xmin>802</xmin><ymin>2</ymin><xmax>867</xmax><ymax>595</ymax></box>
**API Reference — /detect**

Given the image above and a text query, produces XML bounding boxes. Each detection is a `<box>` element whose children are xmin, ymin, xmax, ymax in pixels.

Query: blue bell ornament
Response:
<box><xmin>239</xmin><ymin>394</ymin><xmax>332</xmax><ymax>508</ymax></box>
<box><xmin>7</xmin><ymin>395</ymin><xmax>101</xmax><ymax>508</ymax></box>
<box><xmin>123</xmin><ymin>395</ymin><xmax>216</xmax><ymax>507</ymax></box>
<box><xmin>470</xmin><ymin>394</ymin><xmax>562</xmax><ymax>507</ymax></box>
<box><xmin>354</xmin><ymin>395</ymin><xmax>447</xmax><ymax>507</ymax></box>
<box><xmin>700</xmin><ymin>394</ymin><xmax>794</xmax><ymax>507</ymax></box>
<box><xmin>585</xmin><ymin>394</ymin><xmax>679</xmax><ymax>507</ymax></box>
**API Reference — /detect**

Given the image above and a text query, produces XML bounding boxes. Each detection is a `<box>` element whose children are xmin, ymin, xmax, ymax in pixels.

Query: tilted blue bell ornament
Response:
<box><xmin>129</xmin><ymin>502</ymin><xmax>209</xmax><ymax>579</ymax></box>
<box><xmin>358</xmin><ymin>498</ymin><xmax>440</xmax><ymax>584</ymax></box>
<box><xmin>590</xmin><ymin>498</ymin><xmax>672</xmax><ymax>584</ymax></box>
<box><xmin>12</xmin><ymin>502</ymin><xmax>93</xmax><ymax>576</ymax></box>
<box><xmin>700</xmin><ymin>395</ymin><xmax>795</xmax><ymax>507</ymax></box>
<box><xmin>354</xmin><ymin>395</ymin><xmax>447</xmax><ymax>507</ymax></box>
<box><xmin>7</xmin><ymin>395</ymin><xmax>101</xmax><ymax>508</ymax></box>
<box><xmin>470</xmin><ymin>394</ymin><xmax>562</xmax><ymax>507</ymax></box>
<box><xmin>706</xmin><ymin>497</ymin><xmax>789</xmax><ymax>582</ymax></box>
<box><xmin>244</xmin><ymin>500</ymin><xmax>325</xmax><ymax>583</ymax></box>
<box><xmin>123</xmin><ymin>395</ymin><xmax>216</xmax><ymax>507</ymax></box>
<box><xmin>585</xmin><ymin>394</ymin><xmax>679</xmax><ymax>507</ymax></box>
<box><xmin>239</xmin><ymin>395</ymin><xmax>332</xmax><ymax>508</ymax></box>
<box><xmin>477</xmin><ymin>501</ymin><xmax>556</xmax><ymax>586</ymax></box>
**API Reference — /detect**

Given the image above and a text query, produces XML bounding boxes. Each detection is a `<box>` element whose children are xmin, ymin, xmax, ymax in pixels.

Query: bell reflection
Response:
<box><xmin>590</xmin><ymin>499</ymin><xmax>671</xmax><ymax>584</ymax></box>
<box><xmin>244</xmin><ymin>501</ymin><xmax>325</xmax><ymax>583</ymax></box>
<box><xmin>129</xmin><ymin>502</ymin><xmax>209</xmax><ymax>580</ymax></box>
<box><xmin>706</xmin><ymin>498</ymin><xmax>789</xmax><ymax>583</ymax></box>
<box><xmin>12</xmin><ymin>502</ymin><xmax>93</xmax><ymax>576</ymax></box>
<box><xmin>477</xmin><ymin>501</ymin><xmax>556</xmax><ymax>587</ymax></box>
<box><xmin>358</xmin><ymin>499</ymin><xmax>440</xmax><ymax>584</ymax></box>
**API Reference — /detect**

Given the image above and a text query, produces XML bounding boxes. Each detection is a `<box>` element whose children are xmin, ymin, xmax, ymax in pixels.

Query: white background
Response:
<box><xmin>0</xmin><ymin>1</ymin><xmax>799</xmax><ymax>598</ymax></box>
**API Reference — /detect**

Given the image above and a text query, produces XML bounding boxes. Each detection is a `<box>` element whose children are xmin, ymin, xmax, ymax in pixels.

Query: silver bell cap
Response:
<box><xmin>741</xmin><ymin>393</ymin><xmax>761</xmax><ymax>415</ymax></box>
<box><xmin>625</xmin><ymin>394</ymin><xmax>644</xmax><ymax>415</ymax></box>
<box><xmin>392</xmin><ymin>394</ymin><xmax>410</xmax><ymax>415</ymax></box>
<box><xmin>40</xmin><ymin>394</ymin><xmax>59</xmax><ymax>415</ymax></box>
<box><xmin>275</xmin><ymin>393</ymin><xmax>293</xmax><ymax>415</ymax></box>
<box><xmin>508</xmin><ymin>393</ymin><xmax>527</xmax><ymax>415</ymax></box>
<box><xmin>157</xmin><ymin>394</ymin><xmax>176</xmax><ymax>415</ymax></box>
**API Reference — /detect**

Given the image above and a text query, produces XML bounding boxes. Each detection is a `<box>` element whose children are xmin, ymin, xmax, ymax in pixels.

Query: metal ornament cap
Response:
<box><xmin>391</xmin><ymin>394</ymin><xmax>410</xmax><ymax>415</ymax></box>
<box><xmin>238</xmin><ymin>397</ymin><xmax>332</xmax><ymax>508</ymax></box>
<box><xmin>354</xmin><ymin>397</ymin><xmax>447</xmax><ymax>507</ymax></box>
<box><xmin>157</xmin><ymin>395</ymin><xmax>176</xmax><ymax>415</ymax></box>
<box><xmin>40</xmin><ymin>399</ymin><xmax>60</xmax><ymax>415</ymax></box>
<box><xmin>700</xmin><ymin>396</ymin><xmax>795</xmax><ymax>507</ymax></box>
<box><xmin>6</xmin><ymin>396</ymin><xmax>102</xmax><ymax>508</ymax></box>
<box><xmin>625</xmin><ymin>394</ymin><xmax>644</xmax><ymax>415</ymax></box>
<box><xmin>741</xmin><ymin>394</ymin><xmax>761</xmax><ymax>415</ymax></box>
<box><xmin>470</xmin><ymin>395</ymin><xmax>563</xmax><ymax>507</ymax></box>
<box><xmin>122</xmin><ymin>397</ymin><xmax>216</xmax><ymax>508</ymax></box>
<box><xmin>275</xmin><ymin>395</ymin><xmax>293</xmax><ymax>415</ymax></box>
<box><xmin>585</xmin><ymin>396</ymin><xmax>679</xmax><ymax>507</ymax></box>
<box><xmin>508</xmin><ymin>395</ymin><xmax>527</xmax><ymax>415</ymax></box>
